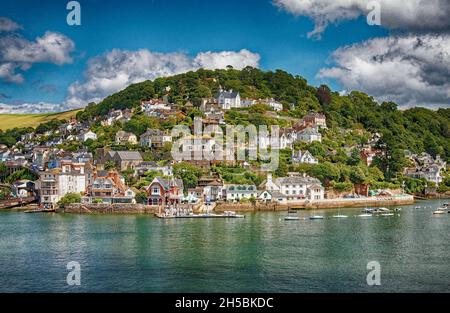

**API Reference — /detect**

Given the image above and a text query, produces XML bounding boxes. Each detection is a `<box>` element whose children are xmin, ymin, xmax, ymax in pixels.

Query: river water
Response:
<box><xmin>0</xmin><ymin>200</ymin><xmax>449</xmax><ymax>292</ymax></box>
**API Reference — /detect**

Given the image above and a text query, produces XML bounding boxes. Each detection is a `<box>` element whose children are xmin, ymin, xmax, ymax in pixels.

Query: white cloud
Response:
<box><xmin>317</xmin><ymin>34</ymin><xmax>450</xmax><ymax>108</ymax></box>
<box><xmin>274</xmin><ymin>0</ymin><xmax>450</xmax><ymax>39</ymax></box>
<box><xmin>65</xmin><ymin>49</ymin><xmax>260</xmax><ymax>108</ymax></box>
<box><xmin>194</xmin><ymin>50</ymin><xmax>260</xmax><ymax>70</ymax></box>
<box><xmin>0</xmin><ymin>102</ymin><xmax>63</xmax><ymax>114</ymax></box>
<box><xmin>0</xmin><ymin>18</ymin><xmax>75</xmax><ymax>83</ymax></box>
<box><xmin>0</xmin><ymin>17</ymin><xmax>21</xmax><ymax>32</ymax></box>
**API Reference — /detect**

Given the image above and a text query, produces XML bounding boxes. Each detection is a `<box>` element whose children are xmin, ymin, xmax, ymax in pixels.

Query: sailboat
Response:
<box><xmin>358</xmin><ymin>206</ymin><xmax>373</xmax><ymax>217</ymax></box>
<box><xmin>284</xmin><ymin>210</ymin><xmax>300</xmax><ymax>221</ymax></box>
<box><xmin>433</xmin><ymin>200</ymin><xmax>449</xmax><ymax>215</ymax></box>
<box><xmin>332</xmin><ymin>208</ymin><xmax>348</xmax><ymax>218</ymax></box>
<box><xmin>309</xmin><ymin>207</ymin><xmax>324</xmax><ymax>220</ymax></box>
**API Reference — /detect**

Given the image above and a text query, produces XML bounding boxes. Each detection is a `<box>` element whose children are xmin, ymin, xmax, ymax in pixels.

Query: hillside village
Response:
<box><xmin>0</xmin><ymin>68</ymin><xmax>448</xmax><ymax>210</ymax></box>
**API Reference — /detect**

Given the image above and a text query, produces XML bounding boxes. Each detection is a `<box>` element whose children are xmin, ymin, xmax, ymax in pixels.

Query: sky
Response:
<box><xmin>0</xmin><ymin>0</ymin><xmax>449</xmax><ymax>113</ymax></box>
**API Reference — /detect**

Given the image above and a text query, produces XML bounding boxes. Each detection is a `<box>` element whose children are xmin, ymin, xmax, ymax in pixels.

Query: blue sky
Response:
<box><xmin>0</xmin><ymin>0</ymin><xmax>448</xmax><ymax>112</ymax></box>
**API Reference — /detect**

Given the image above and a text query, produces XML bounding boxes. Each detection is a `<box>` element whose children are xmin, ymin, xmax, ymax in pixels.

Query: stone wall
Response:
<box><xmin>63</xmin><ymin>203</ymin><xmax>157</xmax><ymax>214</ymax></box>
<box><xmin>215</xmin><ymin>195</ymin><xmax>415</xmax><ymax>212</ymax></box>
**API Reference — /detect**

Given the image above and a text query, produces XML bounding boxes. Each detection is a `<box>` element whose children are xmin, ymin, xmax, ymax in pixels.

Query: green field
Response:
<box><xmin>0</xmin><ymin>109</ymin><xmax>82</xmax><ymax>131</ymax></box>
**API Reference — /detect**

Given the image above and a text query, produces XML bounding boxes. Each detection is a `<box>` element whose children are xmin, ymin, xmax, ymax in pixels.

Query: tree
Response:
<box><xmin>347</xmin><ymin>148</ymin><xmax>361</xmax><ymax>166</ymax></box>
<box><xmin>58</xmin><ymin>193</ymin><xmax>81</xmax><ymax>208</ymax></box>
<box><xmin>173</xmin><ymin>162</ymin><xmax>203</xmax><ymax>191</ymax></box>
<box><xmin>105</xmin><ymin>160</ymin><xmax>116</xmax><ymax>170</ymax></box>
<box><xmin>4</xmin><ymin>168</ymin><xmax>38</xmax><ymax>184</ymax></box>
<box><xmin>135</xmin><ymin>192</ymin><xmax>148</xmax><ymax>204</ymax></box>
<box><xmin>316</xmin><ymin>85</ymin><xmax>331</xmax><ymax>106</ymax></box>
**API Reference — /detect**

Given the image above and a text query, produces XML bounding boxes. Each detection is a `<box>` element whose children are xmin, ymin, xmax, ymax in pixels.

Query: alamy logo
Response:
<box><xmin>366</xmin><ymin>261</ymin><xmax>381</xmax><ymax>286</ymax></box>
<box><xmin>367</xmin><ymin>1</ymin><xmax>381</xmax><ymax>26</ymax></box>
<box><xmin>171</xmin><ymin>119</ymin><xmax>280</xmax><ymax>171</ymax></box>
<box><xmin>67</xmin><ymin>1</ymin><xmax>81</xmax><ymax>26</ymax></box>
<box><xmin>66</xmin><ymin>261</ymin><xmax>81</xmax><ymax>286</ymax></box>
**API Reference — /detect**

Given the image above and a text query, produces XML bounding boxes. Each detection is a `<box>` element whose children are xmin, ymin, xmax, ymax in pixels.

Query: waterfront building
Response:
<box><xmin>261</xmin><ymin>173</ymin><xmax>325</xmax><ymax>201</ymax></box>
<box><xmin>146</xmin><ymin>177</ymin><xmax>184</xmax><ymax>206</ymax></box>
<box><xmin>225</xmin><ymin>184</ymin><xmax>257</xmax><ymax>202</ymax></box>
<box><xmin>198</xmin><ymin>176</ymin><xmax>224</xmax><ymax>202</ymax></box>
<box><xmin>257</xmin><ymin>190</ymin><xmax>287</xmax><ymax>204</ymax></box>
<box><xmin>84</xmin><ymin>170</ymin><xmax>135</xmax><ymax>204</ymax></box>
<box><xmin>38</xmin><ymin>160</ymin><xmax>87</xmax><ymax>205</ymax></box>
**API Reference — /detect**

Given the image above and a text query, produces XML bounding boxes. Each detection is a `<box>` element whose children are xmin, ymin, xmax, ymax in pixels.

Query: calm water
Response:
<box><xmin>0</xmin><ymin>200</ymin><xmax>449</xmax><ymax>293</ymax></box>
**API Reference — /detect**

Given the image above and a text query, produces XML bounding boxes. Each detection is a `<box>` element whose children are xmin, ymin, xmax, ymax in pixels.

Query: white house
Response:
<box><xmin>261</xmin><ymin>98</ymin><xmax>283</xmax><ymax>111</ymax></box>
<box><xmin>292</xmin><ymin>150</ymin><xmax>318</xmax><ymax>164</ymax></box>
<box><xmin>258</xmin><ymin>190</ymin><xmax>287</xmax><ymax>204</ymax></box>
<box><xmin>280</xmin><ymin>129</ymin><xmax>296</xmax><ymax>149</ymax></box>
<box><xmin>79</xmin><ymin>130</ymin><xmax>97</xmax><ymax>142</ymax></box>
<box><xmin>216</xmin><ymin>89</ymin><xmax>241</xmax><ymax>110</ymax></box>
<box><xmin>115</xmin><ymin>131</ymin><xmax>138</xmax><ymax>145</ymax></box>
<box><xmin>225</xmin><ymin>184</ymin><xmax>257</xmax><ymax>202</ymax></box>
<box><xmin>297</xmin><ymin>127</ymin><xmax>322</xmax><ymax>143</ymax></box>
<box><xmin>261</xmin><ymin>173</ymin><xmax>325</xmax><ymax>201</ymax></box>
<box><xmin>38</xmin><ymin>161</ymin><xmax>87</xmax><ymax>205</ymax></box>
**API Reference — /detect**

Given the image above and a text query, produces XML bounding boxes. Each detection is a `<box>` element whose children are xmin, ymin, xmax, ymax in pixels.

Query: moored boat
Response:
<box><xmin>332</xmin><ymin>214</ymin><xmax>348</xmax><ymax>218</ymax></box>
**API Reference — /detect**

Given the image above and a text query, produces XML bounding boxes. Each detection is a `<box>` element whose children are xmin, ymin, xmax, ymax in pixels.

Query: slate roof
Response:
<box><xmin>114</xmin><ymin>151</ymin><xmax>143</xmax><ymax>161</ymax></box>
<box><xmin>216</xmin><ymin>90</ymin><xmax>240</xmax><ymax>99</ymax></box>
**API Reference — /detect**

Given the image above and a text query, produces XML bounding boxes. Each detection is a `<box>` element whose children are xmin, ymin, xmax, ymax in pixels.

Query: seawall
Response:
<box><xmin>214</xmin><ymin>195</ymin><xmax>415</xmax><ymax>212</ymax></box>
<box><xmin>62</xmin><ymin>203</ymin><xmax>157</xmax><ymax>214</ymax></box>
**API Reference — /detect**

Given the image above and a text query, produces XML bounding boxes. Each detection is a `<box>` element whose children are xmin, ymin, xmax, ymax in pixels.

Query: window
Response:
<box><xmin>152</xmin><ymin>187</ymin><xmax>159</xmax><ymax>195</ymax></box>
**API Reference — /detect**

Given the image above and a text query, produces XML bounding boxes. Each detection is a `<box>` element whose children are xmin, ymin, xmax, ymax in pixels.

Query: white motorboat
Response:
<box><xmin>381</xmin><ymin>213</ymin><xmax>395</xmax><ymax>217</ymax></box>
<box><xmin>358</xmin><ymin>214</ymin><xmax>373</xmax><ymax>218</ymax></box>
<box><xmin>333</xmin><ymin>208</ymin><xmax>348</xmax><ymax>218</ymax></box>
<box><xmin>333</xmin><ymin>214</ymin><xmax>348</xmax><ymax>218</ymax></box>
<box><xmin>433</xmin><ymin>209</ymin><xmax>446</xmax><ymax>215</ymax></box>
<box><xmin>309</xmin><ymin>215</ymin><xmax>324</xmax><ymax>220</ymax></box>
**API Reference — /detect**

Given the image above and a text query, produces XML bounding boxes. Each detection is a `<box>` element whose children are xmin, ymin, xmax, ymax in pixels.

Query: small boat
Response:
<box><xmin>381</xmin><ymin>213</ymin><xmax>395</xmax><ymax>217</ymax></box>
<box><xmin>362</xmin><ymin>208</ymin><xmax>375</xmax><ymax>214</ymax></box>
<box><xmin>394</xmin><ymin>208</ymin><xmax>402</xmax><ymax>212</ymax></box>
<box><xmin>358</xmin><ymin>214</ymin><xmax>372</xmax><ymax>218</ymax></box>
<box><xmin>24</xmin><ymin>208</ymin><xmax>55</xmax><ymax>213</ymax></box>
<box><xmin>309</xmin><ymin>207</ymin><xmax>323</xmax><ymax>220</ymax></box>
<box><xmin>333</xmin><ymin>208</ymin><xmax>348</xmax><ymax>218</ymax></box>
<box><xmin>433</xmin><ymin>209</ymin><xmax>446</xmax><ymax>215</ymax></box>
<box><xmin>333</xmin><ymin>214</ymin><xmax>348</xmax><ymax>218</ymax></box>
<box><xmin>414</xmin><ymin>206</ymin><xmax>421</xmax><ymax>209</ymax></box>
<box><xmin>284</xmin><ymin>210</ymin><xmax>299</xmax><ymax>221</ymax></box>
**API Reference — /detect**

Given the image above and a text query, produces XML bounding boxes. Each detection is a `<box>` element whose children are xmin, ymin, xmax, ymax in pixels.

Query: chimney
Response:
<box><xmin>267</xmin><ymin>173</ymin><xmax>273</xmax><ymax>185</ymax></box>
